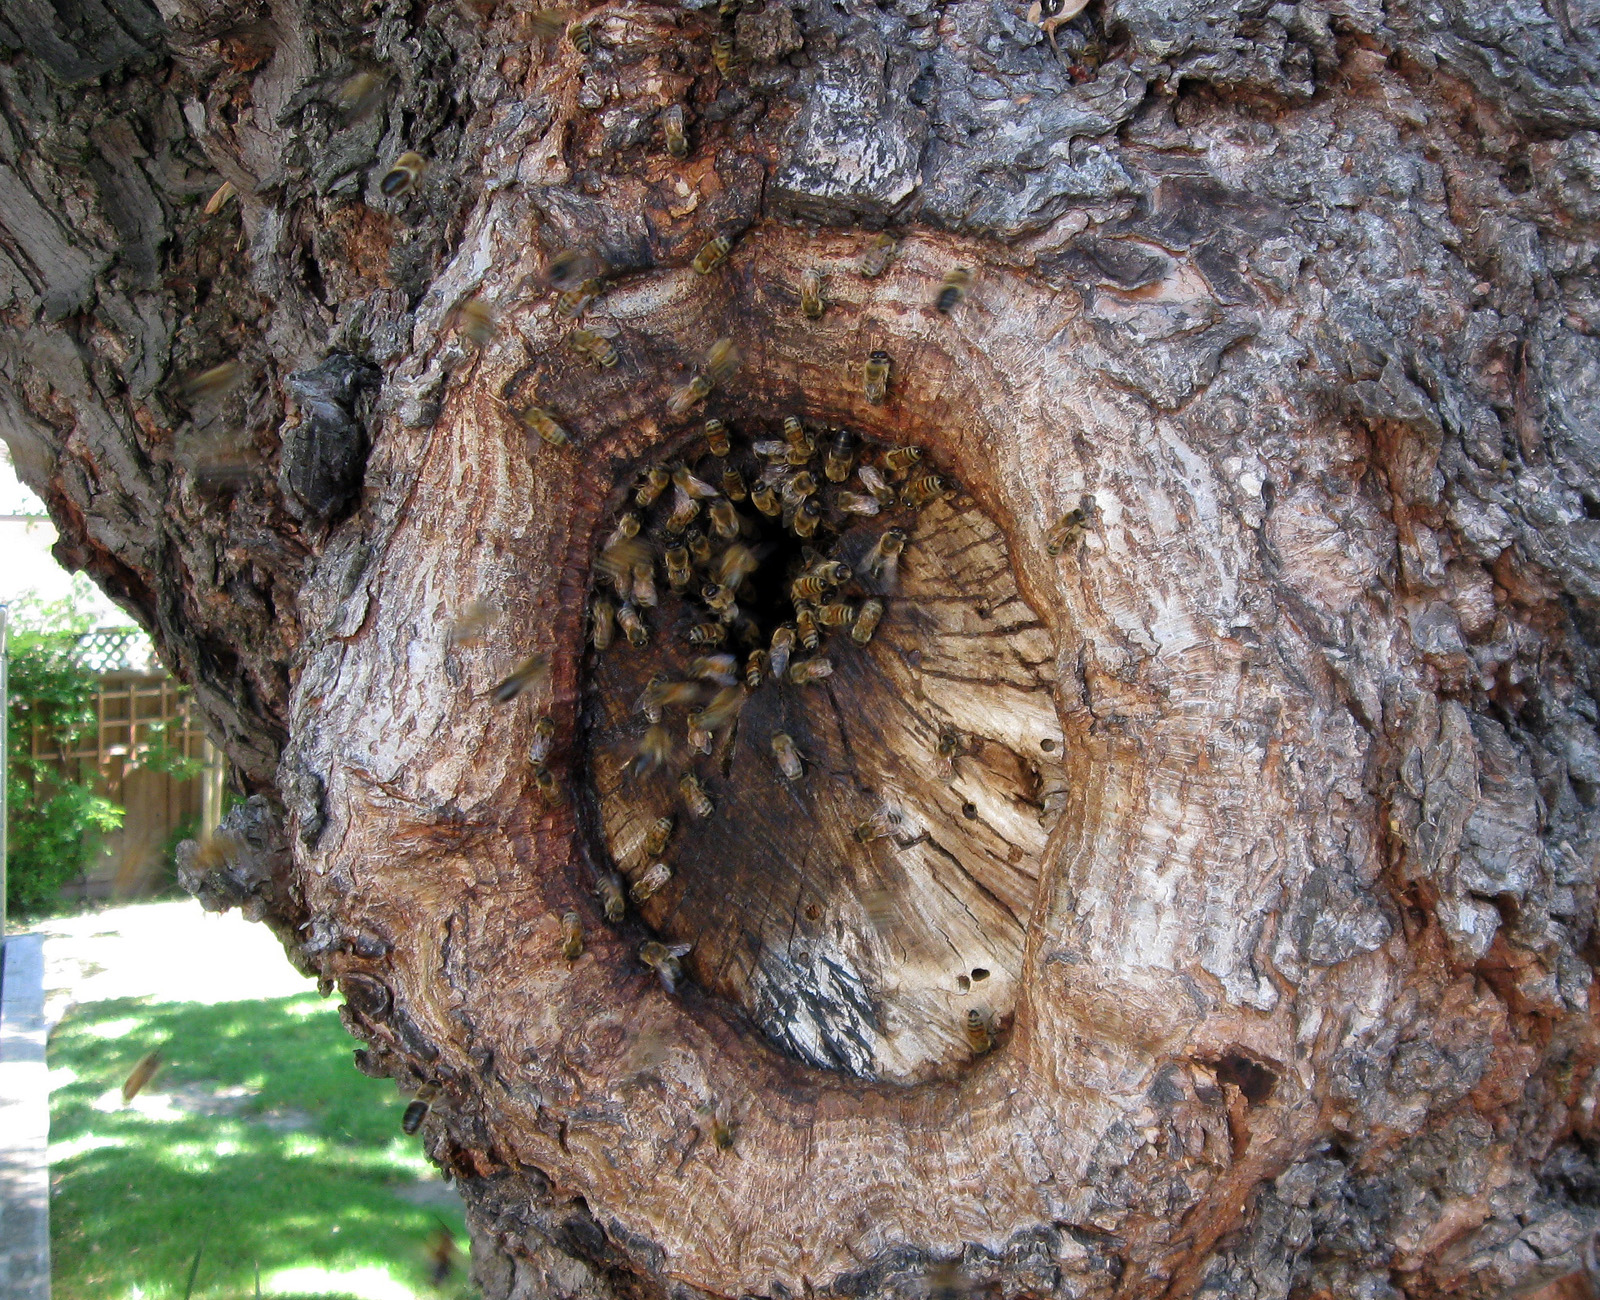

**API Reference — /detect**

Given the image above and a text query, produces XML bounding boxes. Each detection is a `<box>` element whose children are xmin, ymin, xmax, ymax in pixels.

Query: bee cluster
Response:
<box><xmin>578</xmin><ymin>414</ymin><xmax>953</xmax><ymax>980</ymax></box>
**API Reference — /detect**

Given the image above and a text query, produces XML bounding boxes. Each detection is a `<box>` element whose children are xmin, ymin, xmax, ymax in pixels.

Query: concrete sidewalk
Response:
<box><xmin>1</xmin><ymin>934</ymin><xmax>50</xmax><ymax>1300</ymax></box>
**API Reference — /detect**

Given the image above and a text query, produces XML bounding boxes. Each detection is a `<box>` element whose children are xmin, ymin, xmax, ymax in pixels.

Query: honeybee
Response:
<box><xmin>699</xmin><ymin>684</ymin><xmax>747</xmax><ymax>730</ymax></box>
<box><xmin>800</xmin><ymin>268</ymin><xmax>824</xmax><ymax>319</ymax></box>
<box><xmin>745</xmin><ymin>649</ymin><xmax>768</xmax><ymax>687</ymax></box>
<box><xmin>863</xmin><ymin>350</ymin><xmax>891</xmax><ymax>404</ymax></box>
<box><xmin>852</xmin><ymin>597</ymin><xmax>883</xmax><ymax>644</ymax></box>
<box><xmin>721</xmin><ymin>466</ymin><xmax>748</xmax><ymax>500</ymax></box>
<box><xmin>520</xmin><ymin>405</ymin><xmax>571</xmax><ymax>448</ymax></box>
<box><xmin>783</xmin><ymin>416</ymin><xmax>806</xmax><ymax>445</ymax></box>
<box><xmin>449</xmin><ymin>599</ymin><xmax>497</xmax><ymax>646</ymax></box>
<box><xmin>708</xmin><ymin>1107</ymin><xmax>738</xmax><ymax>1152</ymax></box>
<box><xmin>825</xmin><ymin>429</ymin><xmax>855</xmax><ymax>481</ymax></box>
<box><xmin>686</xmin><ymin>528</ymin><xmax>712</xmax><ymax>565</ymax></box>
<box><xmin>591</xmin><ymin>595</ymin><xmax>616</xmax><ymax>649</ymax></box>
<box><xmin>752</xmin><ymin>439</ymin><xmax>789</xmax><ymax>461</ymax></box>
<box><xmin>605</xmin><ymin>512</ymin><xmax>641</xmax><ymax>550</ymax></box>
<box><xmin>546</xmin><ymin>247</ymin><xmax>599</xmax><ymax>291</ymax></box>
<box><xmin>636</xmin><ymin>465</ymin><xmax>670</xmax><ymax>506</ymax></box>
<box><xmin>493</xmin><ymin>653</ymin><xmax>551</xmax><ymax>702</ymax></box>
<box><xmin>1046</xmin><ymin>495</ymin><xmax>1096</xmax><ymax>555</ymax></box>
<box><xmin>857</xmin><ymin>463</ymin><xmax>896</xmax><ymax>504</ymax></box>
<box><xmin>570</xmin><ymin>327</ymin><xmax>618</xmax><ymax>367</ymax></box>
<box><xmin>705</xmin><ymin>337</ymin><xmax>741</xmax><ymax>385</ymax></box>
<box><xmin>380</xmin><ymin>151</ymin><xmax>427</xmax><ymax>197</ymax></box>
<box><xmin>179</xmin><ymin>360</ymin><xmax>245</xmax><ymax>398</ymax></box>
<box><xmin>796</xmin><ymin>606</ymin><xmax>820</xmax><ymax>651</ymax></box>
<box><xmin>702</xmin><ymin>581</ymin><xmax>737</xmax><ymax>616</ymax></box>
<box><xmin>935</xmin><ymin>267</ymin><xmax>972</xmax><ymax>313</ymax></box>
<box><xmin>643</xmin><ymin>815</ymin><xmax>674</xmax><ymax>857</ymax></box>
<box><xmin>816</xmin><ymin>601</ymin><xmax>855</xmax><ymax>629</ymax></box>
<box><xmin>965</xmin><ymin>1008</ymin><xmax>992</xmax><ymax>1055</ymax></box>
<box><xmin>598</xmin><ymin>536</ymin><xmax>648</xmax><ymax>597</ymax></box>
<box><xmin>864</xmin><ymin>526</ymin><xmax>908</xmax><ymax>584</ymax></box>
<box><xmin>667</xmin><ymin>373</ymin><xmax>713</xmax><ymax>416</ymax></box>
<box><xmin>633</xmin><ymin>724</ymin><xmax>672</xmax><ymax>775</ymax></box>
<box><xmin>666</xmin><ymin>485</ymin><xmax>702</xmax><ymax>532</ymax></box>
<box><xmin>902</xmin><ymin>471</ymin><xmax>947</xmax><ymax>508</ymax></box>
<box><xmin>662</xmin><ymin>103</ymin><xmax>689</xmax><ymax>157</ymax></box>
<box><xmin>692</xmin><ymin>234</ymin><xmax>732</xmax><ymax>274</ymax></box>
<box><xmin>336</xmin><ymin>68</ymin><xmax>389</xmax><ymax>121</ymax></box>
<box><xmin>751</xmin><ymin>481</ymin><xmax>781</xmax><ymax>516</ymax></box>
<box><xmin>617</xmin><ymin>601</ymin><xmax>649</xmax><ymax>647</ymax></box>
<box><xmin>679</xmin><ymin>772</ymin><xmax>714</xmax><ymax>817</ymax></box>
<box><xmin>791</xmin><ymin>575</ymin><xmax>831</xmax><ymax>606</ymax></box>
<box><xmin>530</xmin><ymin>715</ymin><xmax>557</xmax><ymax>765</ymax></box>
<box><xmin>597</xmin><ymin>871</ymin><xmax>627</xmax><ymax>922</ymax></box>
<box><xmin>687</xmin><ymin>710</ymin><xmax>713</xmax><ymax>754</ymax></box>
<box><xmin>807</xmin><ymin>558</ymin><xmax>852</xmax><ymax>584</ymax></box>
<box><xmin>786</xmin><ymin>436</ymin><xmax>815</xmax><ymax>466</ymax></box>
<box><xmin>781</xmin><ymin>471</ymin><xmax>818</xmax><ymax>505</ymax></box>
<box><xmin>402</xmin><ymin>1082</ymin><xmax>440</xmax><ymax>1134</ymax></box>
<box><xmin>630</xmin><ymin>861</ymin><xmax>672</xmax><ymax>903</ymax></box>
<box><xmin>718</xmin><ymin>0</ymin><xmax>740</xmax><ymax>16</ymax></box>
<box><xmin>704</xmin><ymin>418</ymin><xmax>731</xmax><ymax>456</ymax></box>
<box><xmin>856</xmin><ymin>232</ymin><xmax>897</xmax><ymax>278</ymax></box>
<box><xmin>836</xmin><ymin>491</ymin><xmax>881</xmax><ymax>516</ymax></box>
<box><xmin>691</xmin><ymin>654</ymin><xmax>738</xmax><ymax>687</ymax></box>
<box><xmin>561</xmin><ymin>911</ymin><xmax>584</xmax><ymax>960</ymax></box>
<box><xmin>715</xmin><ymin>542</ymin><xmax>759</xmax><ymax>590</ymax></box>
<box><xmin>711</xmin><ymin>31</ymin><xmax>735</xmax><ymax>75</ymax></box>
<box><xmin>770</xmin><ymin>623</ymin><xmax>796</xmax><ymax>678</ymax></box>
<box><xmin>555</xmin><ymin>278</ymin><xmax>603</xmax><ymax>318</ymax></box>
<box><xmin>533</xmin><ymin>765</ymin><xmax>566</xmax><ymax>806</ymax></box>
<box><xmin>687</xmin><ymin>622</ymin><xmax>727</xmax><ymax>646</ymax></box>
<box><xmin>788</xmin><ymin>656</ymin><xmax>833</xmax><ymax>684</ymax></box>
<box><xmin>665</xmin><ymin>544</ymin><xmax>692</xmax><ymax>591</ymax></box>
<box><xmin>639</xmin><ymin>939</ymin><xmax>693</xmax><ymax>992</ymax></box>
<box><xmin>853</xmin><ymin>809</ymin><xmax>895</xmax><ymax>842</ymax></box>
<box><xmin>673</xmin><ymin>464</ymin><xmax>720</xmax><ymax>499</ymax></box>
<box><xmin>937</xmin><ymin>727</ymin><xmax>961</xmax><ymax>769</ymax></box>
<box><xmin>567</xmin><ymin>19</ymin><xmax>592</xmax><ymax>52</ymax></box>
<box><xmin>122</xmin><ymin>1049</ymin><xmax>163</xmax><ymax>1103</ymax></box>
<box><xmin>453</xmin><ymin>298</ymin><xmax>496</xmax><ymax>346</ymax></box>
<box><xmin>883</xmin><ymin>445</ymin><xmax>921</xmax><ymax>475</ymax></box>
<box><xmin>640</xmin><ymin>677</ymin><xmax>700</xmax><ymax>718</ymax></box>
<box><xmin>771</xmin><ymin>732</ymin><xmax>804</xmax><ymax>780</ymax></box>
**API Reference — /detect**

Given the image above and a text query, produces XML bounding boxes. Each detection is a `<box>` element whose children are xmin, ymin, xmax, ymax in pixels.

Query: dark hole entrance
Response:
<box><xmin>576</xmin><ymin>404</ymin><xmax>1066</xmax><ymax>1084</ymax></box>
<box><xmin>1213</xmin><ymin>1051</ymin><xmax>1280</xmax><ymax>1105</ymax></box>
<box><xmin>970</xmin><ymin>967</ymin><xmax>990</xmax><ymax>981</ymax></box>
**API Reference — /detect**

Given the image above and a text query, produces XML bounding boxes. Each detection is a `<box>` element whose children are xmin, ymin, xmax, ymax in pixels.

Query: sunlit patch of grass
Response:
<box><xmin>49</xmin><ymin>994</ymin><xmax>475</xmax><ymax>1300</ymax></box>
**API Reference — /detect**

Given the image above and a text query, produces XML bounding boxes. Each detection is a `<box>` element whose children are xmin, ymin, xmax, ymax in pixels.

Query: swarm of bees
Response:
<box><xmin>578</xmin><ymin>409</ymin><xmax>961</xmax><ymax>999</ymax></box>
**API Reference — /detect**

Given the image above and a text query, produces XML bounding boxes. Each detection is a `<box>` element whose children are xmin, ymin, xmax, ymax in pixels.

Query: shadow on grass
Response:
<box><xmin>49</xmin><ymin>994</ymin><xmax>474</xmax><ymax>1300</ymax></box>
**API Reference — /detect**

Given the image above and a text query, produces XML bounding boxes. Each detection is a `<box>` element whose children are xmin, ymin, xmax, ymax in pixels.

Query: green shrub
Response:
<box><xmin>6</xmin><ymin>588</ymin><xmax>126</xmax><ymax>918</ymax></box>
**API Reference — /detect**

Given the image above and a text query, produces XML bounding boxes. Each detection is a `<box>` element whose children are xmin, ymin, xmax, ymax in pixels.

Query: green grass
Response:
<box><xmin>48</xmin><ymin>994</ymin><xmax>476</xmax><ymax>1300</ymax></box>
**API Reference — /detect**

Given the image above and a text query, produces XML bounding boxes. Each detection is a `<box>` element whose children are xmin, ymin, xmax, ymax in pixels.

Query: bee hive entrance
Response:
<box><xmin>579</xmin><ymin>415</ymin><xmax>1064</xmax><ymax>1085</ymax></box>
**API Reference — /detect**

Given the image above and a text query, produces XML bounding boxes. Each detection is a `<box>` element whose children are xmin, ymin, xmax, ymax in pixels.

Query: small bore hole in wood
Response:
<box><xmin>577</xmin><ymin>406</ymin><xmax>1066</xmax><ymax>1084</ymax></box>
<box><xmin>956</xmin><ymin>975</ymin><xmax>971</xmax><ymax>992</ymax></box>
<box><xmin>1040</xmin><ymin>738</ymin><xmax>1057</xmax><ymax>752</ymax></box>
<box><xmin>970</xmin><ymin>967</ymin><xmax>990</xmax><ymax>981</ymax></box>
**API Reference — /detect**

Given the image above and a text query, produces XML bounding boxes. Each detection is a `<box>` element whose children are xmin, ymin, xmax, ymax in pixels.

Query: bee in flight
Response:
<box><xmin>402</xmin><ymin>1082</ymin><xmax>440</xmax><ymax>1134</ymax></box>
<box><xmin>639</xmin><ymin>940</ymin><xmax>693</xmax><ymax>992</ymax></box>
<box><xmin>380</xmin><ymin>151</ymin><xmax>427</xmax><ymax>197</ymax></box>
<box><xmin>935</xmin><ymin>267</ymin><xmax>972</xmax><ymax>313</ymax></box>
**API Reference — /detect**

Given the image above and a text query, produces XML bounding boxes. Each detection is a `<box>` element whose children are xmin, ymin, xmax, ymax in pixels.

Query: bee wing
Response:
<box><xmin>665</xmin><ymin>942</ymin><xmax>693</xmax><ymax>957</ymax></box>
<box><xmin>582</xmin><ymin>318</ymin><xmax>621</xmax><ymax>338</ymax></box>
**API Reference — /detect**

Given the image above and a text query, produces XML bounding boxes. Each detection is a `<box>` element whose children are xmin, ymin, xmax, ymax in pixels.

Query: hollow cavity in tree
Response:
<box><xmin>578</xmin><ymin>412</ymin><xmax>1067</xmax><ymax>1085</ymax></box>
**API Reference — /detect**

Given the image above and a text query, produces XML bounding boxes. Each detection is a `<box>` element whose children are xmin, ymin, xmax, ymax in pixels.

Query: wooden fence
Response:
<box><xmin>26</xmin><ymin>632</ymin><xmax>223</xmax><ymax>900</ymax></box>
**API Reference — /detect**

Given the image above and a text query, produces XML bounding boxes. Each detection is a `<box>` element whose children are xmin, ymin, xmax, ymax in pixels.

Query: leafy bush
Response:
<box><xmin>6</xmin><ymin>587</ymin><xmax>126</xmax><ymax>917</ymax></box>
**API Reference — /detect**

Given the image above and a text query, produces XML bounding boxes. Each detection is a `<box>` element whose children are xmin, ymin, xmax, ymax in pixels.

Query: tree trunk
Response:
<box><xmin>6</xmin><ymin>0</ymin><xmax>1600</xmax><ymax>1293</ymax></box>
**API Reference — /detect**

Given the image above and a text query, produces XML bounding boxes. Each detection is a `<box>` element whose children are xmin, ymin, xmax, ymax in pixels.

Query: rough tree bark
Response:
<box><xmin>6</xmin><ymin>0</ymin><xmax>1600</xmax><ymax>1293</ymax></box>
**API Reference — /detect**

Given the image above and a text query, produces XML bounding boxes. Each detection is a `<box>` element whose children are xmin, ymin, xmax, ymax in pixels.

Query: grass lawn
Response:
<box><xmin>48</xmin><ymin>992</ymin><xmax>476</xmax><ymax>1300</ymax></box>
